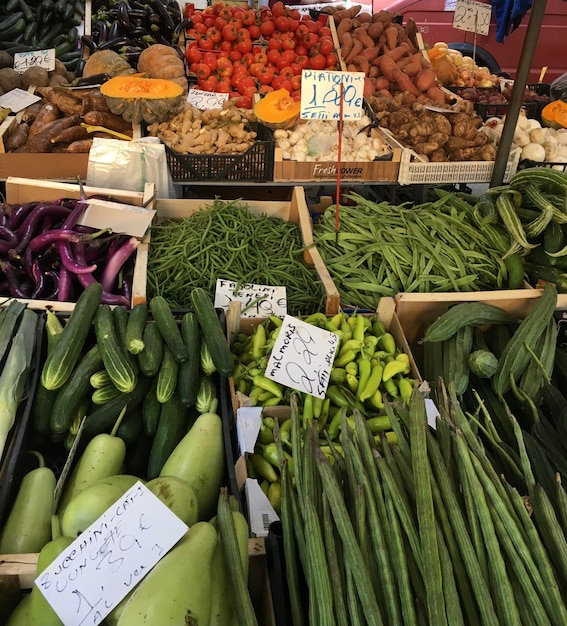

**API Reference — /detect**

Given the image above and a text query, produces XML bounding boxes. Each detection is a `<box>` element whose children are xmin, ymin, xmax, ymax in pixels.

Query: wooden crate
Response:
<box><xmin>2</xmin><ymin>177</ymin><xmax>155</xmax><ymax>309</ymax></box>
<box><xmin>155</xmin><ymin>186</ymin><xmax>340</xmax><ymax>315</ymax></box>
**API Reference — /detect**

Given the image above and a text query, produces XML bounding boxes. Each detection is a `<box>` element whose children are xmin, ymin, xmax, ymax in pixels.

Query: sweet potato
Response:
<box><xmin>336</xmin><ymin>17</ymin><xmax>353</xmax><ymax>40</ymax></box>
<box><xmin>345</xmin><ymin>38</ymin><xmax>364</xmax><ymax>64</ymax></box>
<box><xmin>333</xmin><ymin>10</ymin><xmax>351</xmax><ymax>23</ymax></box>
<box><xmin>427</xmin><ymin>85</ymin><xmax>448</xmax><ymax>106</ymax></box>
<box><xmin>363</xmin><ymin>77</ymin><xmax>375</xmax><ymax>97</ymax></box>
<box><xmin>369</xmin><ymin>65</ymin><xmax>380</xmax><ymax>78</ymax></box>
<box><xmin>385</xmin><ymin>25</ymin><xmax>399</xmax><ymax>50</ymax></box>
<box><xmin>403</xmin><ymin>61</ymin><xmax>422</xmax><ymax>77</ymax></box>
<box><xmin>392</xmin><ymin>69</ymin><xmax>421</xmax><ymax>97</ymax></box>
<box><xmin>378</xmin><ymin>55</ymin><xmax>398</xmax><ymax>81</ymax></box>
<box><xmin>353</xmin><ymin>25</ymin><xmax>374</xmax><ymax>49</ymax></box>
<box><xmin>350</xmin><ymin>56</ymin><xmax>370</xmax><ymax>75</ymax></box>
<box><xmin>374</xmin><ymin>76</ymin><xmax>391</xmax><ymax>91</ymax></box>
<box><xmin>415</xmin><ymin>68</ymin><xmax>437</xmax><ymax>92</ymax></box>
<box><xmin>360</xmin><ymin>47</ymin><xmax>380</xmax><ymax>61</ymax></box>
<box><xmin>346</xmin><ymin>4</ymin><xmax>362</xmax><ymax>18</ymax></box>
<box><xmin>367</xmin><ymin>21</ymin><xmax>384</xmax><ymax>40</ymax></box>
<box><xmin>373</xmin><ymin>10</ymin><xmax>395</xmax><ymax>26</ymax></box>
<box><xmin>357</xmin><ymin>13</ymin><xmax>372</xmax><ymax>23</ymax></box>
<box><xmin>340</xmin><ymin>32</ymin><xmax>354</xmax><ymax>63</ymax></box>
<box><xmin>386</xmin><ymin>45</ymin><xmax>410</xmax><ymax>62</ymax></box>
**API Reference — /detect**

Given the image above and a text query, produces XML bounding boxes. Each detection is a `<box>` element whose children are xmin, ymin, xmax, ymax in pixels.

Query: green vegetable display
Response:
<box><xmin>147</xmin><ymin>199</ymin><xmax>327</xmax><ymax>315</ymax></box>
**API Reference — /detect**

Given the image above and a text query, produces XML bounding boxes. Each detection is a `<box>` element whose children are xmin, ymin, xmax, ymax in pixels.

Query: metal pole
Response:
<box><xmin>490</xmin><ymin>0</ymin><xmax>548</xmax><ymax>187</ymax></box>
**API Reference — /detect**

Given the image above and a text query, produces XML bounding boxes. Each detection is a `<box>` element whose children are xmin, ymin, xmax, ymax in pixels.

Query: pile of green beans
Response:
<box><xmin>147</xmin><ymin>198</ymin><xmax>327</xmax><ymax>315</ymax></box>
<box><xmin>313</xmin><ymin>193</ymin><xmax>509</xmax><ymax>310</ymax></box>
<box><xmin>278</xmin><ymin>388</ymin><xmax>567</xmax><ymax>626</ymax></box>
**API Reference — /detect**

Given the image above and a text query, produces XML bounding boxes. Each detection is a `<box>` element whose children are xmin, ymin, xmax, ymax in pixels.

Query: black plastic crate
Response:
<box><xmin>518</xmin><ymin>159</ymin><xmax>567</xmax><ymax>173</ymax></box>
<box><xmin>165</xmin><ymin>123</ymin><xmax>274</xmax><ymax>183</ymax></box>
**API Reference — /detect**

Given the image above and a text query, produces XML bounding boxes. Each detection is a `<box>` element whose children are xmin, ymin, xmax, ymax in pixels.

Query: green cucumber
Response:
<box><xmin>126</xmin><ymin>302</ymin><xmax>148</xmax><ymax>355</ymax></box>
<box><xmin>94</xmin><ymin>304</ymin><xmax>137</xmax><ymax>393</ymax></box>
<box><xmin>156</xmin><ymin>345</ymin><xmax>179</xmax><ymax>404</ymax></box>
<box><xmin>147</xmin><ymin>392</ymin><xmax>189</xmax><ymax>480</ymax></box>
<box><xmin>178</xmin><ymin>311</ymin><xmax>201</xmax><ymax>408</ymax></box>
<box><xmin>142</xmin><ymin>379</ymin><xmax>161</xmax><ymax>437</ymax></box>
<box><xmin>190</xmin><ymin>288</ymin><xmax>234</xmax><ymax>377</ymax></box>
<box><xmin>138</xmin><ymin>321</ymin><xmax>164</xmax><ymax>377</ymax></box>
<box><xmin>49</xmin><ymin>343</ymin><xmax>103</xmax><ymax>435</ymax></box>
<box><xmin>116</xmin><ymin>406</ymin><xmax>143</xmax><ymax>446</ymax></box>
<box><xmin>41</xmin><ymin>282</ymin><xmax>102</xmax><ymax>390</ymax></box>
<box><xmin>92</xmin><ymin>384</ymin><xmax>122</xmax><ymax>405</ymax></box>
<box><xmin>150</xmin><ymin>296</ymin><xmax>187</xmax><ymax>363</ymax></box>
<box><xmin>90</xmin><ymin>369</ymin><xmax>112</xmax><ymax>389</ymax></box>
<box><xmin>113</xmin><ymin>304</ymin><xmax>139</xmax><ymax>374</ymax></box>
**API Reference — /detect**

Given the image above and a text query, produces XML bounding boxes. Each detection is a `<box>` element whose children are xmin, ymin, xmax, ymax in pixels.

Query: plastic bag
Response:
<box><xmin>86</xmin><ymin>137</ymin><xmax>178</xmax><ymax>199</ymax></box>
<box><xmin>551</xmin><ymin>72</ymin><xmax>567</xmax><ymax>102</ymax></box>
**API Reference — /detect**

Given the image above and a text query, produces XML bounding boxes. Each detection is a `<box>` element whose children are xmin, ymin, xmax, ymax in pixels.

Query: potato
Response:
<box><xmin>0</xmin><ymin>68</ymin><xmax>21</xmax><ymax>92</ymax></box>
<box><xmin>21</xmin><ymin>66</ymin><xmax>50</xmax><ymax>88</ymax></box>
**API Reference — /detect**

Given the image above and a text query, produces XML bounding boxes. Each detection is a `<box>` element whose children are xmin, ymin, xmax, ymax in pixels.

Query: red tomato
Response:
<box><xmin>237</xmin><ymin>75</ymin><xmax>256</xmax><ymax>94</ymax></box>
<box><xmin>326</xmin><ymin>52</ymin><xmax>338</xmax><ymax>68</ymax></box>
<box><xmin>240</xmin><ymin>52</ymin><xmax>255</xmax><ymax>66</ymax></box>
<box><xmin>236</xmin><ymin>38</ymin><xmax>253</xmax><ymax>53</ymax></box>
<box><xmin>191</xmin><ymin>13</ymin><xmax>203</xmax><ymax>24</ymax></box>
<box><xmin>222</xmin><ymin>23</ymin><xmax>238</xmax><ymax>41</ymax></box>
<box><xmin>242</xmin><ymin>10</ymin><xmax>256</xmax><ymax>26</ymax></box>
<box><xmin>249</xmin><ymin>62</ymin><xmax>264</xmax><ymax>77</ymax></box>
<box><xmin>271</xmin><ymin>1</ymin><xmax>285</xmax><ymax>18</ymax></box>
<box><xmin>229</xmin><ymin>17</ymin><xmax>243</xmax><ymax>30</ymax></box>
<box><xmin>275</xmin><ymin>16</ymin><xmax>289</xmax><ymax>32</ymax></box>
<box><xmin>287</xmin><ymin>18</ymin><xmax>298</xmax><ymax>32</ymax></box>
<box><xmin>217</xmin><ymin>58</ymin><xmax>234</xmax><ymax>77</ymax></box>
<box><xmin>254</xmin><ymin>51</ymin><xmax>268</xmax><ymax>65</ymax></box>
<box><xmin>273</xmin><ymin>77</ymin><xmax>293</xmax><ymax>92</ymax></box>
<box><xmin>258</xmin><ymin>84</ymin><xmax>274</xmax><ymax>94</ymax></box>
<box><xmin>237</xmin><ymin>27</ymin><xmax>251</xmax><ymax>39</ymax></box>
<box><xmin>248</xmin><ymin>24</ymin><xmax>261</xmax><ymax>39</ymax></box>
<box><xmin>267</xmin><ymin>36</ymin><xmax>282</xmax><ymax>50</ymax></box>
<box><xmin>203</xmin><ymin>52</ymin><xmax>218</xmax><ymax>71</ymax></box>
<box><xmin>306</xmin><ymin>20</ymin><xmax>320</xmax><ymax>33</ymax></box>
<box><xmin>195</xmin><ymin>62</ymin><xmax>212</xmax><ymax>79</ymax></box>
<box><xmin>214</xmin><ymin>16</ymin><xmax>227</xmax><ymax>30</ymax></box>
<box><xmin>215</xmin><ymin>79</ymin><xmax>232</xmax><ymax>93</ymax></box>
<box><xmin>294</xmin><ymin>54</ymin><xmax>309</xmax><ymax>69</ymax></box>
<box><xmin>303</xmin><ymin>32</ymin><xmax>319</xmax><ymax>49</ymax></box>
<box><xmin>267</xmin><ymin>48</ymin><xmax>280</xmax><ymax>64</ymax></box>
<box><xmin>194</xmin><ymin>22</ymin><xmax>207</xmax><ymax>35</ymax></box>
<box><xmin>199</xmin><ymin>35</ymin><xmax>215</xmax><ymax>50</ymax></box>
<box><xmin>319</xmin><ymin>26</ymin><xmax>331</xmax><ymax>37</ymax></box>
<box><xmin>185</xmin><ymin>46</ymin><xmax>202</xmax><ymax>64</ymax></box>
<box><xmin>220</xmin><ymin>40</ymin><xmax>232</xmax><ymax>51</ymax></box>
<box><xmin>203</xmin><ymin>16</ymin><xmax>215</xmax><ymax>28</ymax></box>
<box><xmin>257</xmin><ymin>65</ymin><xmax>275</xmax><ymax>84</ymax></box>
<box><xmin>233</xmin><ymin>94</ymin><xmax>253</xmax><ymax>108</ymax></box>
<box><xmin>319</xmin><ymin>36</ymin><xmax>334</xmax><ymax>56</ymax></box>
<box><xmin>281</xmin><ymin>36</ymin><xmax>295</xmax><ymax>50</ymax></box>
<box><xmin>290</xmin><ymin>62</ymin><xmax>303</xmax><ymax>75</ymax></box>
<box><xmin>296</xmin><ymin>23</ymin><xmax>309</xmax><ymax>38</ymax></box>
<box><xmin>287</xmin><ymin>9</ymin><xmax>301</xmax><ymax>20</ymax></box>
<box><xmin>282</xmin><ymin>49</ymin><xmax>296</xmax><ymax>63</ymax></box>
<box><xmin>276</xmin><ymin>55</ymin><xmax>292</xmax><ymax>70</ymax></box>
<box><xmin>211</xmin><ymin>2</ymin><xmax>224</xmax><ymax>14</ymax></box>
<box><xmin>294</xmin><ymin>44</ymin><xmax>308</xmax><ymax>57</ymax></box>
<box><xmin>260</xmin><ymin>19</ymin><xmax>276</xmax><ymax>37</ymax></box>
<box><xmin>309</xmin><ymin>53</ymin><xmax>326</xmax><ymax>70</ymax></box>
<box><xmin>278</xmin><ymin>65</ymin><xmax>295</xmax><ymax>79</ymax></box>
<box><xmin>229</xmin><ymin>49</ymin><xmax>242</xmax><ymax>61</ymax></box>
<box><xmin>199</xmin><ymin>78</ymin><xmax>217</xmax><ymax>91</ymax></box>
<box><xmin>291</xmin><ymin>89</ymin><xmax>301</xmax><ymax>102</ymax></box>
<box><xmin>291</xmin><ymin>74</ymin><xmax>302</xmax><ymax>90</ymax></box>
<box><xmin>218</xmin><ymin>6</ymin><xmax>232</xmax><ymax>20</ymax></box>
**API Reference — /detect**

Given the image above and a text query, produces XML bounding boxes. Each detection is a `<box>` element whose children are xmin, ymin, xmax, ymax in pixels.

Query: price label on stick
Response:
<box><xmin>214</xmin><ymin>279</ymin><xmax>287</xmax><ymax>318</ymax></box>
<box><xmin>186</xmin><ymin>88</ymin><xmax>228</xmax><ymax>110</ymax></box>
<box><xmin>300</xmin><ymin>69</ymin><xmax>364</xmax><ymax>120</ymax></box>
<box><xmin>35</xmin><ymin>482</ymin><xmax>188</xmax><ymax>626</ymax></box>
<box><xmin>14</xmin><ymin>48</ymin><xmax>56</xmax><ymax>72</ymax></box>
<box><xmin>452</xmin><ymin>0</ymin><xmax>491</xmax><ymax>36</ymax></box>
<box><xmin>265</xmin><ymin>315</ymin><xmax>339</xmax><ymax>399</ymax></box>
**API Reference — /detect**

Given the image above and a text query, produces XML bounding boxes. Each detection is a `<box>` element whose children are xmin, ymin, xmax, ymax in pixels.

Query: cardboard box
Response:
<box><xmin>0</xmin><ymin>116</ymin><xmax>141</xmax><ymax>182</ymax></box>
<box><xmin>155</xmin><ymin>186</ymin><xmax>340</xmax><ymax>315</ymax></box>
<box><xmin>394</xmin><ymin>288</ymin><xmax>544</xmax><ymax>345</ymax></box>
<box><xmin>273</xmin><ymin>146</ymin><xmax>401</xmax><ymax>183</ymax></box>
<box><xmin>2</xmin><ymin>177</ymin><xmax>155</xmax><ymax>310</ymax></box>
<box><xmin>0</xmin><ymin>538</ymin><xmax>276</xmax><ymax>626</ymax></box>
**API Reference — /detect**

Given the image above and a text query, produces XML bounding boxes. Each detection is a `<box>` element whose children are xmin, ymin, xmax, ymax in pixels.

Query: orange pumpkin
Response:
<box><xmin>254</xmin><ymin>89</ymin><xmax>301</xmax><ymax>130</ymax></box>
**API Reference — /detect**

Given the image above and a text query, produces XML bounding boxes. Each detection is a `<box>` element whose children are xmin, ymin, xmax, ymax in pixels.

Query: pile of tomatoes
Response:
<box><xmin>183</xmin><ymin>1</ymin><xmax>339</xmax><ymax>108</ymax></box>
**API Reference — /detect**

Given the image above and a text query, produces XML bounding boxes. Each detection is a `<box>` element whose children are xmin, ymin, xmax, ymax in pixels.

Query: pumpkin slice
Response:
<box><xmin>542</xmin><ymin>100</ymin><xmax>567</xmax><ymax>130</ymax></box>
<box><xmin>100</xmin><ymin>75</ymin><xmax>185</xmax><ymax>124</ymax></box>
<box><xmin>83</xmin><ymin>50</ymin><xmax>136</xmax><ymax>78</ymax></box>
<box><xmin>254</xmin><ymin>88</ymin><xmax>301</xmax><ymax>130</ymax></box>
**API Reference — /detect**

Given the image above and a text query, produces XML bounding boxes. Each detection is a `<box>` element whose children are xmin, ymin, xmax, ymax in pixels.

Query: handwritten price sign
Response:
<box><xmin>300</xmin><ymin>69</ymin><xmax>365</xmax><ymax>120</ymax></box>
<box><xmin>36</xmin><ymin>482</ymin><xmax>188</xmax><ymax>626</ymax></box>
<box><xmin>265</xmin><ymin>315</ymin><xmax>339</xmax><ymax>399</ymax></box>
<box><xmin>187</xmin><ymin>88</ymin><xmax>229</xmax><ymax>110</ymax></box>
<box><xmin>452</xmin><ymin>0</ymin><xmax>491</xmax><ymax>36</ymax></box>
<box><xmin>214</xmin><ymin>279</ymin><xmax>287</xmax><ymax>318</ymax></box>
<box><xmin>14</xmin><ymin>48</ymin><xmax>55</xmax><ymax>73</ymax></box>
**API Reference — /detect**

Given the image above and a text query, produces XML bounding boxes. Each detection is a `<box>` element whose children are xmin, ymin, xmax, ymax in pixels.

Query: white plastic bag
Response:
<box><xmin>86</xmin><ymin>137</ymin><xmax>178</xmax><ymax>198</ymax></box>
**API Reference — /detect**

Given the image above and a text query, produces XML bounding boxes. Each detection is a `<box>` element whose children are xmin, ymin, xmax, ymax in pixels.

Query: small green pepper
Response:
<box><xmin>258</xmin><ymin>422</ymin><xmax>275</xmax><ymax>445</ymax></box>
<box><xmin>345</xmin><ymin>361</ymin><xmax>358</xmax><ymax>376</ymax></box>
<box><xmin>303</xmin><ymin>393</ymin><xmax>314</xmax><ymax>426</ymax></box>
<box><xmin>352</xmin><ymin>314</ymin><xmax>366</xmax><ymax>342</ymax></box>
<box><xmin>359</xmin><ymin>362</ymin><xmax>384</xmax><ymax>402</ymax></box>
<box><xmin>382</xmin><ymin>360</ymin><xmax>407</xmax><ymax>382</ymax></box>
<box><xmin>252</xmin><ymin>324</ymin><xmax>266</xmax><ymax>359</ymax></box>
<box><xmin>330</xmin><ymin>367</ymin><xmax>347</xmax><ymax>384</ymax></box>
<box><xmin>251</xmin><ymin>453</ymin><xmax>279</xmax><ymax>483</ymax></box>
<box><xmin>346</xmin><ymin>374</ymin><xmax>358</xmax><ymax>393</ymax></box>
<box><xmin>398</xmin><ymin>378</ymin><xmax>414</xmax><ymax>403</ymax></box>
<box><xmin>372</xmin><ymin>320</ymin><xmax>386</xmax><ymax>337</ymax></box>
<box><xmin>356</xmin><ymin>358</ymin><xmax>372</xmax><ymax>400</ymax></box>
<box><xmin>334</xmin><ymin>349</ymin><xmax>357</xmax><ymax>368</ymax></box>
<box><xmin>367</xmin><ymin>389</ymin><xmax>384</xmax><ymax>410</ymax></box>
<box><xmin>378</xmin><ymin>332</ymin><xmax>397</xmax><ymax>355</ymax></box>
<box><xmin>313</xmin><ymin>395</ymin><xmax>323</xmax><ymax>419</ymax></box>
<box><xmin>326</xmin><ymin>385</ymin><xmax>350</xmax><ymax>409</ymax></box>
<box><xmin>304</xmin><ymin>312</ymin><xmax>328</xmax><ymax>327</ymax></box>
<box><xmin>366</xmin><ymin>415</ymin><xmax>392</xmax><ymax>434</ymax></box>
<box><xmin>339</xmin><ymin>339</ymin><xmax>364</xmax><ymax>355</ymax></box>
<box><xmin>252</xmin><ymin>374</ymin><xmax>283</xmax><ymax>399</ymax></box>
<box><xmin>383</xmin><ymin>377</ymin><xmax>399</xmax><ymax>398</ymax></box>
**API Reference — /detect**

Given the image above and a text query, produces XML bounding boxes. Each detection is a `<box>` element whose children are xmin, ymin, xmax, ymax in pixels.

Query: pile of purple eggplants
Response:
<box><xmin>0</xmin><ymin>195</ymin><xmax>139</xmax><ymax>306</ymax></box>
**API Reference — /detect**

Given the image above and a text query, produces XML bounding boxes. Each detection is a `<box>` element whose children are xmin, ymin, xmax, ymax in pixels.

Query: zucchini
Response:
<box><xmin>94</xmin><ymin>304</ymin><xmax>137</xmax><ymax>394</ymax></box>
<box><xmin>190</xmin><ymin>288</ymin><xmax>234</xmax><ymax>377</ymax></box>
<box><xmin>149</xmin><ymin>296</ymin><xmax>187</xmax><ymax>363</ymax></box>
<box><xmin>41</xmin><ymin>282</ymin><xmax>102</xmax><ymax>391</ymax></box>
<box><xmin>126</xmin><ymin>302</ymin><xmax>148</xmax><ymax>355</ymax></box>
<box><xmin>82</xmin><ymin>375</ymin><xmax>149</xmax><ymax>439</ymax></box>
<box><xmin>147</xmin><ymin>392</ymin><xmax>189</xmax><ymax>480</ymax></box>
<box><xmin>156</xmin><ymin>346</ymin><xmax>179</xmax><ymax>404</ymax></box>
<box><xmin>178</xmin><ymin>311</ymin><xmax>200</xmax><ymax>408</ymax></box>
<box><xmin>544</xmin><ymin>220</ymin><xmax>565</xmax><ymax>255</ymax></box>
<box><xmin>49</xmin><ymin>344</ymin><xmax>103</xmax><ymax>435</ymax></box>
<box><xmin>142</xmin><ymin>379</ymin><xmax>161</xmax><ymax>437</ymax></box>
<box><xmin>138</xmin><ymin>321</ymin><xmax>164</xmax><ymax>377</ymax></box>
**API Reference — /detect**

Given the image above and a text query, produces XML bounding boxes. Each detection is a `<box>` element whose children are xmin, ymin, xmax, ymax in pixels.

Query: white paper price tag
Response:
<box><xmin>214</xmin><ymin>278</ymin><xmax>287</xmax><ymax>318</ymax></box>
<box><xmin>236</xmin><ymin>406</ymin><xmax>263</xmax><ymax>455</ymax></box>
<box><xmin>425</xmin><ymin>398</ymin><xmax>440</xmax><ymax>430</ymax></box>
<box><xmin>35</xmin><ymin>482</ymin><xmax>188</xmax><ymax>626</ymax></box>
<box><xmin>264</xmin><ymin>315</ymin><xmax>339</xmax><ymax>399</ymax></box>
<box><xmin>0</xmin><ymin>88</ymin><xmax>41</xmax><ymax>113</ymax></box>
<box><xmin>187</xmin><ymin>88</ymin><xmax>229</xmax><ymax>110</ymax></box>
<box><xmin>14</xmin><ymin>48</ymin><xmax>56</xmax><ymax>73</ymax></box>
<box><xmin>300</xmin><ymin>69</ymin><xmax>364</xmax><ymax>120</ymax></box>
<box><xmin>452</xmin><ymin>0</ymin><xmax>491</xmax><ymax>36</ymax></box>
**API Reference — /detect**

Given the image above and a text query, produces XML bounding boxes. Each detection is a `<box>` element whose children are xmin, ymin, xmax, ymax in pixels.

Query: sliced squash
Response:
<box><xmin>83</xmin><ymin>50</ymin><xmax>136</xmax><ymax>78</ymax></box>
<box><xmin>100</xmin><ymin>75</ymin><xmax>185</xmax><ymax>124</ymax></box>
<box><xmin>254</xmin><ymin>88</ymin><xmax>301</xmax><ymax>130</ymax></box>
<box><xmin>542</xmin><ymin>100</ymin><xmax>567</xmax><ymax>130</ymax></box>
